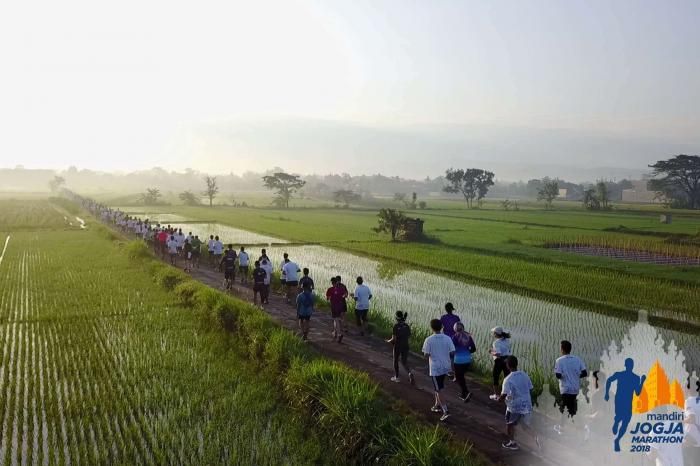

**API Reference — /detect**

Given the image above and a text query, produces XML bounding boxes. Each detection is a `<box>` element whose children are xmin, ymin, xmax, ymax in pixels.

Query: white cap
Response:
<box><xmin>491</xmin><ymin>326</ymin><xmax>504</xmax><ymax>335</ymax></box>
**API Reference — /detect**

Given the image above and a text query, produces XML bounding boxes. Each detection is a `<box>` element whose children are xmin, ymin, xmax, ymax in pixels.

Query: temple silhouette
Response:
<box><xmin>633</xmin><ymin>360</ymin><xmax>685</xmax><ymax>413</ymax></box>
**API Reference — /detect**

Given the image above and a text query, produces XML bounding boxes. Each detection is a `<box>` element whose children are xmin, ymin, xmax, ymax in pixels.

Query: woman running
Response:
<box><xmin>489</xmin><ymin>326</ymin><xmax>512</xmax><ymax>401</ymax></box>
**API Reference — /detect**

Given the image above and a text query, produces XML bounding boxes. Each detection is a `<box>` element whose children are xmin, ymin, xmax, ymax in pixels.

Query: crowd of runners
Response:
<box><xmin>76</xmin><ymin>199</ymin><xmax>641</xmax><ymax>453</ymax></box>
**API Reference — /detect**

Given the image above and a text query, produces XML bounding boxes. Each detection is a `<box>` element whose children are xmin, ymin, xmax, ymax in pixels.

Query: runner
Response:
<box><xmin>452</xmin><ymin>322</ymin><xmax>476</xmax><ymax>402</ymax></box>
<box><xmin>183</xmin><ymin>239</ymin><xmax>193</xmax><ymax>273</ymax></box>
<box><xmin>259</xmin><ymin>248</ymin><xmax>270</xmax><ymax>263</ymax></box>
<box><xmin>296</xmin><ymin>282</ymin><xmax>314</xmax><ymax>341</ymax></box>
<box><xmin>238</xmin><ymin>247</ymin><xmax>250</xmax><ymax>284</ymax></box>
<box><xmin>158</xmin><ymin>228</ymin><xmax>169</xmax><ymax>259</ymax></box>
<box><xmin>335</xmin><ymin>275</ymin><xmax>349</xmax><ymax>315</ymax></box>
<box><xmin>190</xmin><ymin>235</ymin><xmax>201</xmax><ymax>268</ymax></box>
<box><xmin>499</xmin><ymin>356</ymin><xmax>539</xmax><ymax>451</ymax></box>
<box><xmin>299</xmin><ymin>268</ymin><xmax>314</xmax><ymax>291</ymax></box>
<box><xmin>219</xmin><ymin>245</ymin><xmax>237</xmax><ymax>291</ymax></box>
<box><xmin>282</xmin><ymin>255</ymin><xmax>301</xmax><ymax>304</ymax></box>
<box><xmin>207</xmin><ymin>235</ymin><xmax>216</xmax><ymax>267</ymax></box>
<box><xmin>252</xmin><ymin>260</ymin><xmax>268</xmax><ymax>306</ymax></box>
<box><xmin>212</xmin><ymin>236</ymin><xmax>224</xmax><ymax>267</ymax></box>
<box><xmin>166</xmin><ymin>235</ymin><xmax>178</xmax><ymax>265</ymax></box>
<box><xmin>353</xmin><ymin>276</ymin><xmax>372</xmax><ymax>336</ymax></box>
<box><xmin>326</xmin><ymin>277</ymin><xmax>346</xmax><ymax>343</ymax></box>
<box><xmin>553</xmin><ymin>340</ymin><xmax>588</xmax><ymax>434</ymax></box>
<box><xmin>422</xmin><ymin>319</ymin><xmax>455</xmax><ymax>422</ymax></box>
<box><xmin>175</xmin><ymin>228</ymin><xmax>185</xmax><ymax>256</ymax></box>
<box><xmin>260</xmin><ymin>258</ymin><xmax>273</xmax><ymax>304</ymax></box>
<box><xmin>489</xmin><ymin>326</ymin><xmax>512</xmax><ymax>401</ymax></box>
<box><xmin>386</xmin><ymin>311</ymin><xmax>414</xmax><ymax>384</ymax></box>
<box><xmin>280</xmin><ymin>252</ymin><xmax>288</xmax><ymax>291</ymax></box>
<box><xmin>440</xmin><ymin>303</ymin><xmax>461</xmax><ymax>338</ymax></box>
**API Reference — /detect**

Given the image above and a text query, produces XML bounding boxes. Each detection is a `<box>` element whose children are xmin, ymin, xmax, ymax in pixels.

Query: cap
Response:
<box><xmin>491</xmin><ymin>326</ymin><xmax>504</xmax><ymax>335</ymax></box>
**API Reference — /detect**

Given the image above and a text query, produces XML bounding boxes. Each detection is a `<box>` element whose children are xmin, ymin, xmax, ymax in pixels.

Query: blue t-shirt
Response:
<box><xmin>452</xmin><ymin>332</ymin><xmax>475</xmax><ymax>364</ymax></box>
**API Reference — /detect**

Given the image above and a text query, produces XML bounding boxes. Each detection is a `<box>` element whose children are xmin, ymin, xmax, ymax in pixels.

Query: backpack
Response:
<box><xmin>395</xmin><ymin>322</ymin><xmax>411</xmax><ymax>343</ymax></box>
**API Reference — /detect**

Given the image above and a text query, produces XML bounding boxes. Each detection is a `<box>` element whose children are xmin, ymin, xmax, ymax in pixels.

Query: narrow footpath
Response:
<box><xmin>179</xmin><ymin>262</ymin><xmax>591</xmax><ymax>466</ymax></box>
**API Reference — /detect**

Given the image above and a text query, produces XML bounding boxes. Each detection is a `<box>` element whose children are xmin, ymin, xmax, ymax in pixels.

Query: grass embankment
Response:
<box><xmin>119</xmin><ymin>236</ymin><xmax>486</xmax><ymax>465</ymax></box>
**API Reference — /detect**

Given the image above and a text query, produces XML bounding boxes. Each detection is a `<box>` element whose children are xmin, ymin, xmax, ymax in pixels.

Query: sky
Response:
<box><xmin>0</xmin><ymin>0</ymin><xmax>698</xmax><ymax>181</ymax></box>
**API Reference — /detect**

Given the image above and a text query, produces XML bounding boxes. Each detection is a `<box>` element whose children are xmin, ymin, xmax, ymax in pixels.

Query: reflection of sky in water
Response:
<box><xmin>265</xmin><ymin>245</ymin><xmax>699</xmax><ymax>373</ymax></box>
<box><xmin>169</xmin><ymin>223</ymin><xmax>287</xmax><ymax>246</ymax></box>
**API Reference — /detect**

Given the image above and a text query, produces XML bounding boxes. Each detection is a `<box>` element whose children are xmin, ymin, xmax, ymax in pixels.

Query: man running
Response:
<box><xmin>282</xmin><ymin>255</ymin><xmax>301</xmax><ymax>304</ymax></box>
<box><xmin>605</xmin><ymin>358</ymin><xmax>646</xmax><ymax>452</ymax></box>
<box><xmin>207</xmin><ymin>235</ymin><xmax>216</xmax><ymax>266</ymax></box>
<box><xmin>260</xmin><ymin>258</ymin><xmax>273</xmax><ymax>304</ymax></box>
<box><xmin>166</xmin><ymin>235</ymin><xmax>178</xmax><ymax>265</ymax></box>
<box><xmin>326</xmin><ymin>277</ymin><xmax>346</xmax><ymax>343</ymax></box>
<box><xmin>190</xmin><ymin>235</ymin><xmax>201</xmax><ymax>268</ymax></box>
<box><xmin>296</xmin><ymin>282</ymin><xmax>314</xmax><ymax>341</ymax></box>
<box><xmin>183</xmin><ymin>239</ymin><xmax>193</xmax><ymax>273</ymax></box>
<box><xmin>219</xmin><ymin>245</ymin><xmax>237</xmax><ymax>291</ymax></box>
<box><xmin>252</xmin><ymin>260</ymin><xmax>267</xmax><ymax>306</ymax></box>
<box><xmin>422</xmin><ymin>319</ymin><xmax>455</xmax><ymax>422</ymax></box>
<box><xmin>387</xmin><ymin>311</ymin><xmax>414</xmax><ymax>384</ymax></box>
<box><xmin>353</xmin><ymin>276</ymin><xmax>372</xmax><ymax>336</ymax></box>
<box><xmin>554</xmin><ymin>340</ymin><xmax>588</xmax><ymax>434</ymax></box>
<box><xmin>238</xmin><ymin>246</ymin><xmax>250</xmax><ymax>284</ymax></box>
<box><xmin>212</xmin><ymin>236</ymin><xmax>224</xmax><ymax>267</ymax></box>
<box><xmin>299</xmin><ymin>268</ymin><xmax>314</xmax><ymax>291</ymax></box>
<box><xmin>158</xmin><ymin>228</ymin><xmax>169</xmax><ymax>259</ymax></box>
<box><xmin>500</xmin><ymin>356</ymin><xmax>539</xmax><ymax>451</ymax></box>
<box><xmin>280</xmin><ymin>253</ymin><xmax>288</xmax><ymax>291</ymax></box>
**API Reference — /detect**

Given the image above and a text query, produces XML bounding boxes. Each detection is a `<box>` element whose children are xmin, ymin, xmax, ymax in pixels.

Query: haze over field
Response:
<box><xmin>1</xmin><ymin>0</ymin><xmax>698</xmax><ymax>180</ymax></box>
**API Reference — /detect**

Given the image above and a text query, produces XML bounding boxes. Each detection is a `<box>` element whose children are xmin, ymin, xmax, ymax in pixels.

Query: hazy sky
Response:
<box><xmin>1</xmin><ymin>0</ymin><xmax>698</xmax><ymax>179</ymax></box>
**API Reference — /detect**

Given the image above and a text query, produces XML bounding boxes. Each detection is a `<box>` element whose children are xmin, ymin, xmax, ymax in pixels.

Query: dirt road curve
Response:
<box><xmin>178</xmin><ymin>262</ymin><xmax>590</xmax><ymax>466</ymax></box>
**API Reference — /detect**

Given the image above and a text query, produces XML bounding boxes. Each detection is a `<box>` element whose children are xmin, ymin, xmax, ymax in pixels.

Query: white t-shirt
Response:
<box><xmin>207</xmin><ymin>239</ymin><xmax>215</xmax><ymax>252</ymax></box>
<box><xmin>213</xmin><ymin>241</ymin><xmax>223</xmax><ymax>255</ymax></box>
<box><xmin>282</xmin><ymin>261</ymin><xmax>300</xmax><ymax>282</ymax></box>
<box><xmin>491</xmin><ymin>338</ymin><xmax>511</xmax><ymax>359</ymax></box>
<box><xmin>239</xmin><ymin>251</ymin><xmax>249</xmax><ymax>266</ymax></box>
<box><xmin>353</xmin><ymin>284</ymin><xmax>372</xmax><ymax>310</ymax></box>
<box><xmin>261</xmin><ymin>261</ymin><xmax>273</xmax><ymax>285</ymax></box>
<box><xmin>421</xmin><ymin>333</ymin><xmax>455</xmax><ymax>376</ymax></box>
<box><xmin>167</xmin><ymin>239</ymin><xmax>178</xmax><ymax>254</ymax></box>
<box><xmin>502</xmin><ymin>371</ymin><xmax>533</xmax><ymax>414</ymax></box>
<box><xmin>554</xmin><ymin>354</ymin><xmax>587</xmax><ymax>395</ymax></box>
<box><xmin>176</xmin><ymin>233</ymin><xmax>185</xmax><ymax>247</ymax></box>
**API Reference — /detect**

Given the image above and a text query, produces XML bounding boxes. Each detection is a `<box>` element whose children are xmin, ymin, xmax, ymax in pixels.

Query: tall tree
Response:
<box><xmin>582</xmin><ymin>188</ymin><xmax>600</xmax><ymax>210</ymax></box>
<box><xmin>596</xmin><ymin>181</ymin><xmax>610</xmax><ymax>209</ymax></box>
<box><xmin>393</xmin><ymin>192</ymin><xmax>407</xmax><ymax>203</ymax></box>
<box><xmin>262</xmin><ymin>172</ymin><xmax>306</xmax><ymax>208</ymax></box>
<box><xmin>202</xmin><ymin>176</ymin><xmax>219</xmax><ymax>207</ymax></box>
<box><xmin>333</xmin><ymin>189</ymin><xmax>361</xmax><ymax>207</ymax></box>
<box><xmin>442</xmin><ymin>168</ymin><xmax>495</xmax><ymax>208</ymax></box>
<box><xmin>140</xmin><ymin>188</ymin><xmax>161</xmax><ymax>205</ymax></box>
<box><xmin>179</xmin><ymin>190</ymin><xmax>200</xmax><ymax>206</ymax></box>
<box><xmin>48</xmin><ymin>175</ymin><xmax>65</xmax><ymax>192</ymax></box>
<box><xmin>648</xmin><ymin>155</ymin><xmax>700</xmax><ymax>209</ymax></box>
<box><xmin>537</xmin><ymin>180</ymin><xmax>559</xmax><ymax>209</ymax></box>
<box><xmin>372</xmin><ymin>208</ymin><xmax>408</xmax><ymax>241</ymax></box>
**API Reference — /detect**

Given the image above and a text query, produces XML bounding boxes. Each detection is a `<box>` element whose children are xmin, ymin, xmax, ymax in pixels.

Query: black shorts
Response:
<box><xmin>355</xmin><ymin>308</ymin><xmax>368</xmax><ymax>324</ymax></box>
<box><xmin>431</xmin><ymin>374</ymin><xmax>446</xmax><ymax>391</ymax></box>
<box><xmin>239</xmin><ymin>265</ymin><xmax>249</xmax><ymax>274</ymax></box>
<box><xmin>192</xmin><ymin>250</ymin><xmax>200</xmax><ymax>257</ymax></box>
<box><xmin>224</xmin><ymin>269</ymin><xmax>236</xmax><ymax>280</ymax></box>
<box><xmin>560</xmin><ymin>393</ymin><xmax>578</xmax><ymax>417</ymax></box>
<box><xmin>297</xmin><ymin>314</ymin><xmax>311</xmax><ymax>321</ymax></box>
<box><xmin>286</xmin><ymin>281</ymin><xmax>298</xmax><ymax>287</ymax></box>
<box><xmin>253</xmin><ymin>283</ymin><xmax>265</xmax><ymax>292</ymax></box>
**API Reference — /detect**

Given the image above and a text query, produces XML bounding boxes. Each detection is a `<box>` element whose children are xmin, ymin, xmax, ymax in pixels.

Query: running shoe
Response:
<box><xmin>459</xmin><ymin>392</ymin><xmax>472</xmax><ymax>403</ymax></box>
<box><xmin>489</xmin><ymin>394</ymin><xmax>500</xmax><ymax>401</ymax></box>
<box><xmin>439</xmin><ymin>412</ymin><xmax>450</xmax><ymax>422</ymax></box>
<box><xmin>408</xmin><ymin>372</ymin><xmax>415</xmax><ymax>385</ymax></box>
<box><xmin>502</xmin><ymin>441</ymin><xmax>519</xmax><ymax>451</ymax></box>
<box><xmin>390</xmin><ymin>376</ymin><xmax>400</xmax><ymax>383</ymax></box>
<box><xmin>430</xmin><ymin>406</ymin><xmax>442</xmax><ymax>413</ymax></box>
<box><xmin>553</xmin><ymin>424</ymin><xmax>563</xmax><ymax>435</ymax></box>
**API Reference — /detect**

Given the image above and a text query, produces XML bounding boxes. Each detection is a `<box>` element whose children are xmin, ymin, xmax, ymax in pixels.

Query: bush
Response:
<box><xmin>284</xmin><ymin>359</ymin><xmax>381</xmax><ymax>460</ymax></box>
<box><xmin>213</xmin><ymin>297</ymin><xmax>241</xmax><ymax>332</ymax></box>
<box><xmin>124</xmin><ymin>240</ymin><xmax>151</xmax><ymax>260</ymax></box>
<box><xmin>174</xmin><ymin>280</ymin><xmax>200</xmax><ymax>308</ymax></box>
<box><xmin>263</xmin><ymin>329</ymin><xmax>311</xmax><ymax>372</ymax></box>
<box><xmin>156</xmin><ymin>267</ymin><xmax>188</xmax><ymax>291</ymax></box>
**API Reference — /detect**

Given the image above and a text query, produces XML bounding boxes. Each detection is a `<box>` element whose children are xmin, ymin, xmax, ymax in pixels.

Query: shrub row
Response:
<box><xmin>126</xmin><ymin>240</ymin><xmax>483</xmax><ymax>466</ymax></box>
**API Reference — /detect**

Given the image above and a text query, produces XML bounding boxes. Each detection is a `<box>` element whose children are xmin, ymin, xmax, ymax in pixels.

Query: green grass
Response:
<box><xmin>0</xmin><ymin>198</ymin><xmax>484</xmax><ymax>465</ymax></box>
<box><xmin>110</xmin><ymin>202</ymin><xmax>700</xmax><ymax>320</ymax></box>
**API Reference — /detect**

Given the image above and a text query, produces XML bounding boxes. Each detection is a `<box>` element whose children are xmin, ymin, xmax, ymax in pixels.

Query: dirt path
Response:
<box><xmin>178</xmin><ymin>263</ymin><xmax>587</xmax><ymax>466</ymax></box>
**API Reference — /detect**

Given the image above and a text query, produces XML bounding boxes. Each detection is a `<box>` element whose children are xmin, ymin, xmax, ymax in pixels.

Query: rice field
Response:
<box><xmin>168</xmin><ymin>223</ymin><xmax>287</xmax><ymax>246</ymax></box>
<box><xmin>0</xmin><ymin>228</ymin><xmax>331</xmax><ymax>465</ymax></box>
<box><xmin>259</xmin><ymin>245</ymin><xmax>700</xmax><ymax>377</ymax></box>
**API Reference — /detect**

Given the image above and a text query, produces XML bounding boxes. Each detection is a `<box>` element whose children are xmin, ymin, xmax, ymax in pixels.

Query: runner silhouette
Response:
<box><xmin>604</xmin><ymin>358</ymin><xmax>646</xmax><ymax>452</ymax></box>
